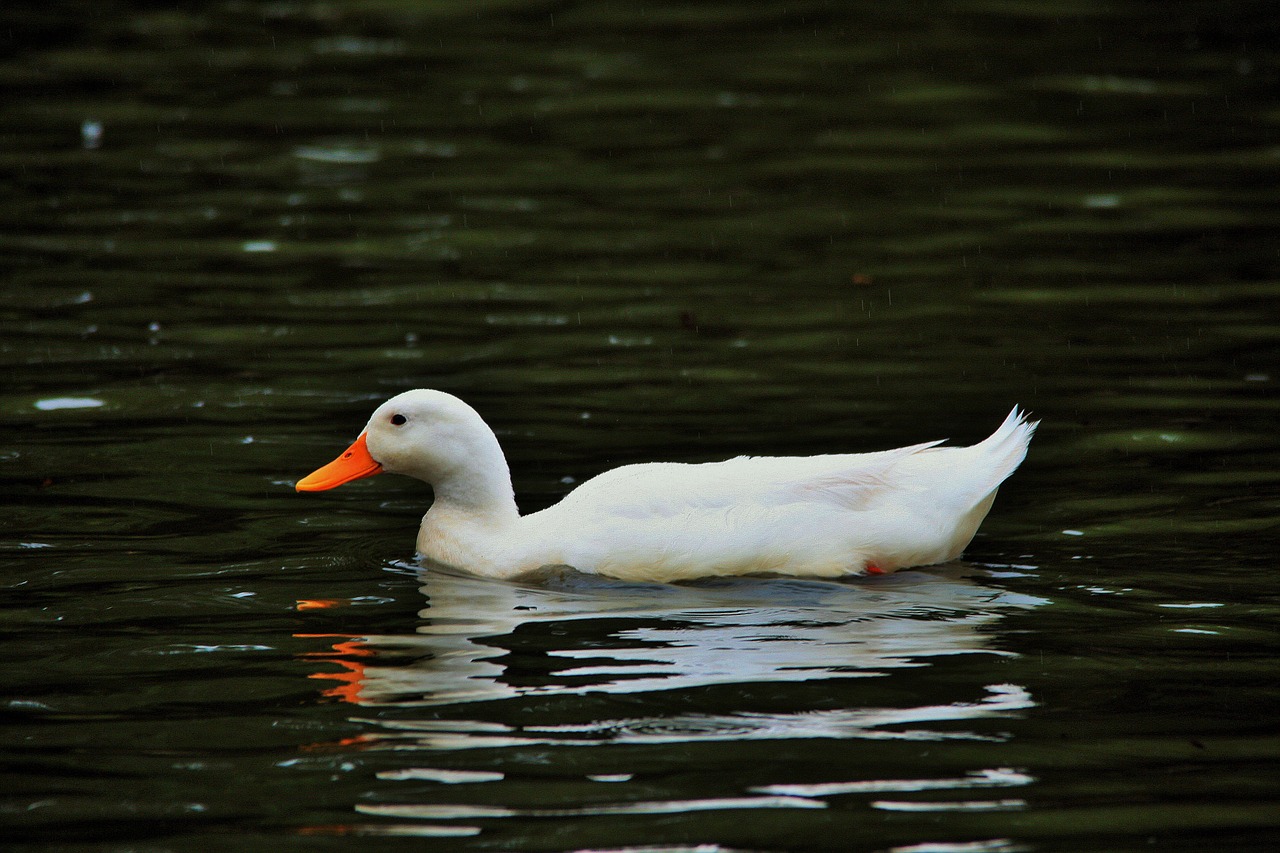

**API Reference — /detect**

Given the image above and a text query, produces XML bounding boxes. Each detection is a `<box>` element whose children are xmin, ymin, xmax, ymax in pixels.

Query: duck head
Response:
<box><xmin>294</xmin><ymin>389</ymin><xmax>510</xmax><ymax>496</ymax></box>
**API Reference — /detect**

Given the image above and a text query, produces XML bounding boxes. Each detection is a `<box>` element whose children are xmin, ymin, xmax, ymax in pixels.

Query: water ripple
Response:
<box><xmin>754</xmin><ymin>767</ymin><xmax>1034</xmax><ymax>797</ymax></box>
<box><xmin>351</xmin><ymin>683</ymin><xmax>1033</xmax><ymax>750</ymax></box>
<box><xmin>356</xmin><ymin>795</ymin><xmax>824</xmax><ymax>820</ymax></box>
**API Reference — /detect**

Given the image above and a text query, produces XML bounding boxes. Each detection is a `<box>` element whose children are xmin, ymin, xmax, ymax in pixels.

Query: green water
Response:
<box><xmin>4</xmin><ymin>2</ymin><xmax>1279</xmax><ymax>850</ymax></box>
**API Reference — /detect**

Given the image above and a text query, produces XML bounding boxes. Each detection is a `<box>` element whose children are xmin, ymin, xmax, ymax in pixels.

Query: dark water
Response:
<box><xmin>4</xmin><ymin>2</ymin><xmax>1279</xmax><ymax>850</ymax></box>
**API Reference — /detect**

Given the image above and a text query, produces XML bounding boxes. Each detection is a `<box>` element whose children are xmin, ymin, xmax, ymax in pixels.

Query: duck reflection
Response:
<box><xmin>296</xmin><ymin>566</ymin><xmax>1046</xmax><ymax>838</ymax></box>
<box><xmin>299</xmin><ymin>563</ymin><xmax>1046</xmax><ymax>709</ymax></box>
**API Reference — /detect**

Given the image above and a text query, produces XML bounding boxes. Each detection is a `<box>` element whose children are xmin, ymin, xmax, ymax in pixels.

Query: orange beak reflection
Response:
<box><xmin>295</xmin><ymin>432</ymin><xmax>383</xmax><ymax>492</ymax></box>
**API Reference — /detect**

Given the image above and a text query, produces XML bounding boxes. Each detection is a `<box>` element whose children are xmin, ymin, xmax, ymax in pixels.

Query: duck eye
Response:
<box><xmin>390</xmin><ymin>414</ymin><xmax>407</xmax><ymax>426</ymax></box>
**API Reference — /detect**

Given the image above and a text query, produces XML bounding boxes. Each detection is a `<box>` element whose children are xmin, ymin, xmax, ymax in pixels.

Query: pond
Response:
<box><xmin>3</xmin><ymin>2</ymin><xmax>1279</xmax><ymax>850</ymax></box>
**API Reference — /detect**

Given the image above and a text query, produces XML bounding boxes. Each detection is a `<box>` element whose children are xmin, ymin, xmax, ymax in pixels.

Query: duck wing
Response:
<box><xmin>553</xmin><ymin>440</ymin><xmax>946</xmax><ymax>520</ymax></box>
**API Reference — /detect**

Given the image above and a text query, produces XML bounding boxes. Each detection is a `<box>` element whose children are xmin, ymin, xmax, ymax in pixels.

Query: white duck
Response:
<box><xmin>296</xmin><ymin>390</ymin><xmax>1036</xmax><ymax>583</ymax></box>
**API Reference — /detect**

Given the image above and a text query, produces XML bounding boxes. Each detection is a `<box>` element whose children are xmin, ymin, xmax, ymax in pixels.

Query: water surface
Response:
<box><xmin>3</xmin><ymin>2</ymin><xmax>1279</xmax><ymax>850</ymax></box>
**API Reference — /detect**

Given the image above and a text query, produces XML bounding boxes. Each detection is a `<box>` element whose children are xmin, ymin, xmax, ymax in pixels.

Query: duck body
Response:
<box><xmin>296</xmin><ymin>390</ymin><xmax>1037</xmax><ymax>583</ymax></box>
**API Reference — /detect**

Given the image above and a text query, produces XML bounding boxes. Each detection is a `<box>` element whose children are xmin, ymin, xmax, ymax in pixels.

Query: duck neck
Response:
<box><xmin>427</xmin><ymin>447</ymin><xmax>521</xmax><ymax>530</ymax></box>
<box><xmin>417</xmin><ymin>453</ymin><xmax>524</xmax><ymax>577</ymax></box>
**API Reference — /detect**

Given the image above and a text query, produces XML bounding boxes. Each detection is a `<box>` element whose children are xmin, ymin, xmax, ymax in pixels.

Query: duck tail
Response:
<box><xmin>969</xmin><ymin>406</ymin><xmax>1038</xmax><ymax>494</ymax></box>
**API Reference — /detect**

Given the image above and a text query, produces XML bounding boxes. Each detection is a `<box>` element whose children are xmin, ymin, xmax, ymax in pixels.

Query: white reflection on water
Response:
<box><xmin>296</xmin><ymin>565</ymin><xmax>1046</xmax><ymax>839</ymax></box>
<box><xmin>755</xmin><ymin>767</ymin><xmax>1033</xmax><ymax>797</ymax></box>
<box><xmin>357</xmin><ymin>795</ymin><xmax>824</xmax><ymax>819</ymax></box>
<box><xmin>872</xmin><ymin>798</ymin><xmax>1026</xmax><ymax>812</ymax></box>
<box><xmin>304</xmin><ymin>563</ymin><xmax>1045</xmax><ymax>709</ymax></box>
<box><xmin>351</xmin><ymin>682</ymin><xmax>1032</xmax><ymax>750</ymax></box>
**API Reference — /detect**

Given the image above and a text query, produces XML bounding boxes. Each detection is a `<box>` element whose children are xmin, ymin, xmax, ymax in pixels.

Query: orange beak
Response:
<box><xmin>295</xmin><ymin>433</ymin><xmax>383</xmax><ymax>492</ymax></box>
